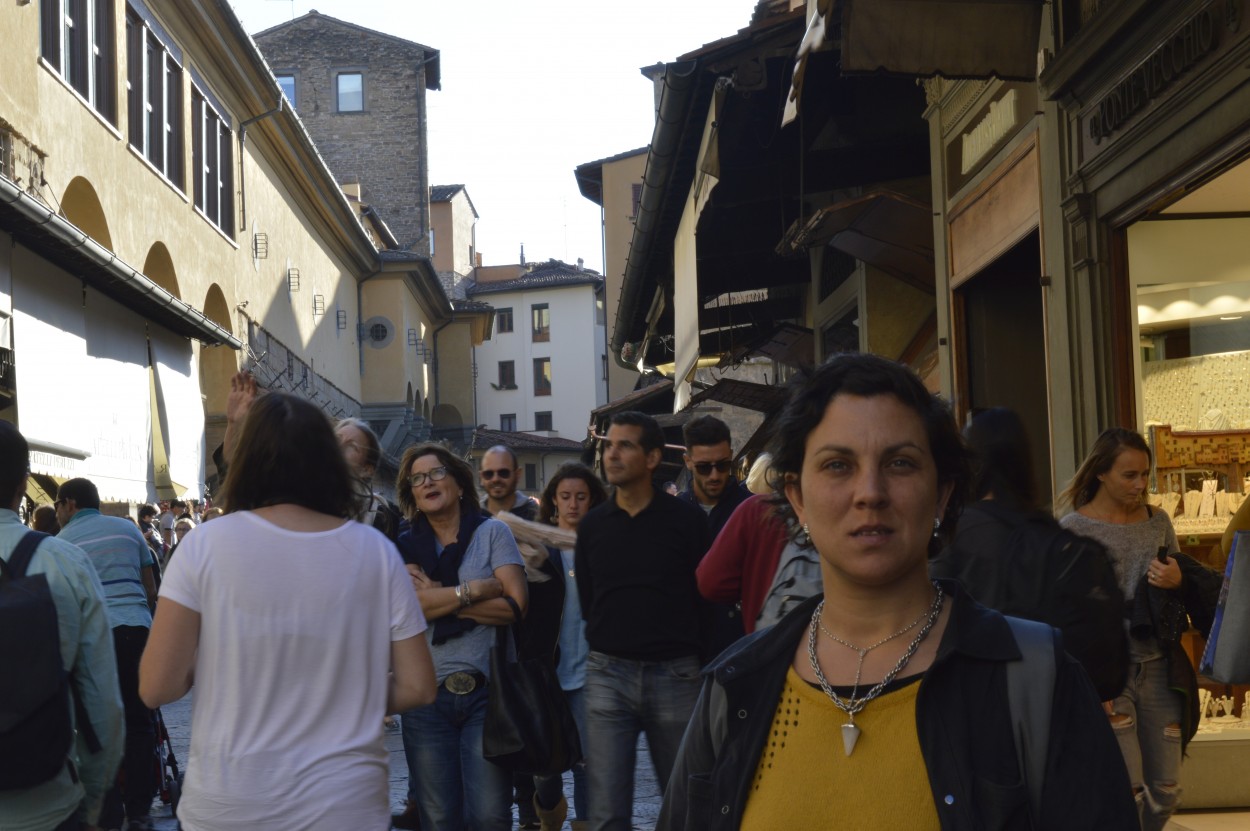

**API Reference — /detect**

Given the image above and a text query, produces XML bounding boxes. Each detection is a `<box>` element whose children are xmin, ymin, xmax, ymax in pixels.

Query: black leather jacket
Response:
<box><xmin>657</xmin><ymin>581</ymin><xmax>1137</xmax><ymax>831</ymax></box>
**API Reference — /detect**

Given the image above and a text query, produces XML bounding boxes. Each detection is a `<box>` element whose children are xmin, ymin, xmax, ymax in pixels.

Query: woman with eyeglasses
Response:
<box><xmin>393</xmin><ymin>442</ymin><xmax>528</xmax><ymax>831</ymax></box>
<box><xmin>138</xmin><ymin>393</ymin><xmax>436</xmax><ymax>830</ymax></box>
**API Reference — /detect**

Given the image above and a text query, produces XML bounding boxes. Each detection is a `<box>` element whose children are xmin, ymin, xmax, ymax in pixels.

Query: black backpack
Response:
<box><xmin>936</xmin><ymin>503</ymin><xmax>1129</xmax><ymax>701</ymax></box>
<box><xmin>0</xmin><ymin>531</ymin><xmax>99</xmax><ymax>790</ymax></box>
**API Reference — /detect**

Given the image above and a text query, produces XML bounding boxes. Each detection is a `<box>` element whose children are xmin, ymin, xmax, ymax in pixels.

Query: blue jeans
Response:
<box><xmin>584</xmin><ymin>652</ymin><xmax>701</xmax><ymax>831</ymax></box>
<box><xmin>533</xmin><ymin>686</ymin><xmax>588</xmax><ymax>820</ymax></box>
<box><xmin>401</xmin><ymin>684</ymin><xmax>512</xmax><ymax>831</ymax></box>
<box><xmin>1111</xmin><ymin>657</ymin><xmax>1183</xmax><ymax>831</ymax></box>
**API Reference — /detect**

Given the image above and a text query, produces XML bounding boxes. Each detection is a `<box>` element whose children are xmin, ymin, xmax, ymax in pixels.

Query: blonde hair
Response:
<box><xmin>745</xmin><ymin>453</ymin><xmax>774</xmax><ymax>495</ymax></box>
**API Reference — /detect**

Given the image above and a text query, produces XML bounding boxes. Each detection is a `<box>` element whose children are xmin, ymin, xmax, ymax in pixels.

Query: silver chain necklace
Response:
<box><xmin>806</xmin><ymin>582</ymin><xmax>944</xmax><ymax>756</ymax></box>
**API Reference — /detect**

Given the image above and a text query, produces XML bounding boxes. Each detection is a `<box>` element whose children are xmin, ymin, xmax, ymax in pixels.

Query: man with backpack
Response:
<box><xmin>0</xmin><ymin>421</ymin><xmax>123</xmax><ymax>830</ymax></box>
<box><xmin>56</xmin><ymin>478</ymin><xmax>159</xmax><ymax>831</ymax></box>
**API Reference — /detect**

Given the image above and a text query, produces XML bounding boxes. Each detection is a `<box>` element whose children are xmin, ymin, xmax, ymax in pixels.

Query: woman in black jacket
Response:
<box><xmin>658</xmin><ymin>353</ymin><xmax>1136</xmax><ymax>830</ymax></box>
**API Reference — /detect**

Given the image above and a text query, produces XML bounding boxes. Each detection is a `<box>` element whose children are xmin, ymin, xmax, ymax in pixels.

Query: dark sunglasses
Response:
<box><xmin>693</xmin><ymin>460</ymin><xmax>733</xmax><ymax>476</ymax></box>
<box><xmin>481</xmin><ymin>468</ymin><xmax>514</xmax><ymax>480</ymax></box>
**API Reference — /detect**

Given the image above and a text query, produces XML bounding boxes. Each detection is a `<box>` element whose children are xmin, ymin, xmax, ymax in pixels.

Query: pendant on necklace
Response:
<box><xmin>842</xmin><ymin>722</ymin><xmax>861</xmax><ymax>756</ymax></box>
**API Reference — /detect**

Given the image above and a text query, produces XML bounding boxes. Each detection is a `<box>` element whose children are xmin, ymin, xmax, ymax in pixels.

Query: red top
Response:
<box><xmin>696</xmin><ymin>494</ymin><xmax>788</xmax><ymax>633</ymax></box>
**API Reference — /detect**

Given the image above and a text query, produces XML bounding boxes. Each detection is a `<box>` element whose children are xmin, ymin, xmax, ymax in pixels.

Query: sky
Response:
<box><xmin>229</xmin><ymin>0</ymin><xmax>763</xmax><ymax>274</ymax></box>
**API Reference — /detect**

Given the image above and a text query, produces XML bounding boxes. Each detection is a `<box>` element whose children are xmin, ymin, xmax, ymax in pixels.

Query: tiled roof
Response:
<box><xmin>451</xmin><ymin>298</ymin><xmax>492</xmax><ymax>313</ymax></box>
<box><xmin>470</xmin><ymin>428</ymin><xmax>585</xmax><ymax>451</ymax></box>
<box><xmin>430</xmin><ymin>184</ymin><xmax>462</xmax><ymax>202</ymax></box>
<box><xmin>466</xmin><ymin>259</ymin><xmax>603</xmax><ymax>297</ymax></box>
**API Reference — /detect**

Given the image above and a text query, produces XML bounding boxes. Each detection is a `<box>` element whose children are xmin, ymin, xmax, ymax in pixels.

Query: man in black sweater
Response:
<box><xmin>575</xmin><ymin>411</ymin><xmax>709</xmax><ymax>831</ymax></box>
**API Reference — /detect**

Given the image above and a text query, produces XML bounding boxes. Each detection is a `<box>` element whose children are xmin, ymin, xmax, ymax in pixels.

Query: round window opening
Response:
<box><xmin>370</xmin><ymin>323</ymin><xmax>388</xmax><ymax>342</ymax></box>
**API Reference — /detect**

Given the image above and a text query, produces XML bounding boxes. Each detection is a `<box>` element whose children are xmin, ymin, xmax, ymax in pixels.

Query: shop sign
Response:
<box><xmin>962</xmin><ymin>89</ymin><xmax>1019</xmax><ymax>174</ymax></box>
<box><xmin>1082</xmin><ymin>0</ymin><xmax>1242</xmax><ymax>153</ymax></box>
<box><xmin>944</xmin><ymin>84</ymin><xmax>1035</xmax><ymax>198</ymax></box>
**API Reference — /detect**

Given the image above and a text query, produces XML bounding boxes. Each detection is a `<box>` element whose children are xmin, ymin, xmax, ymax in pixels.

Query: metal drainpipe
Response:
<box><xmin>237</xmin><ymin>98</ymin><xmax>285</xmax><ymax>234</ymax></box>
<box><xmin>431</xmin><ymin>316</ymin><xmax>454</xmax><ymax>407</ymax></box>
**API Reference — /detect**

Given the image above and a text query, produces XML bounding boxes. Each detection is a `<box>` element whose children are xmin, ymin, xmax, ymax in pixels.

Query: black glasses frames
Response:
<box><xmin>480</xmin><ymin>468</ymin><xmax>514</xmax><ymax>480</ymax></box>
<box><xmin>693</xmin><ymin>460</ymin><xmax>734</xmax><ymax>476</ymax></box>
<box><xmin>409</xmin><ymin>467</ymin><xmax>449</xmax><ymax>488</ymax></box>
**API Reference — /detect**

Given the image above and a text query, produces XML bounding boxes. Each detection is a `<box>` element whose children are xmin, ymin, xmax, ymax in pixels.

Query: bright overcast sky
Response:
<box><xmin>229</xmin><ymin>0</ymin><xmax>762</xmax><ymax>273</ymax></box>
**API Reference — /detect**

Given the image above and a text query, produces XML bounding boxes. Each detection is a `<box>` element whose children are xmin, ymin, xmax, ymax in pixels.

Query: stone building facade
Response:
<box><xmin>254</xmin><ymin>11</ymin><xmax>440</xmax><ymax>252</ymax></box>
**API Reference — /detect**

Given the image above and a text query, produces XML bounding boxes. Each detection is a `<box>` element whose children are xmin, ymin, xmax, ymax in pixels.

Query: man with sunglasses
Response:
<box><xmin>479</xmin><ymin>445</ymin><xmax>537</xmax><ymax>521</ymax></box>
<box><xmin>477</xmin><ymin>445</ymin><xmax>548</xmax><ymax>828</ymax></box>
<box><xmin>678</xmin><ymin>416</ymin><xmax>750</xmax><ymax>655</ymax></box>
<box><xmin>678</xmin><ymin>416</ymin><xmax>749</xmax><ymax>539</ymax></box>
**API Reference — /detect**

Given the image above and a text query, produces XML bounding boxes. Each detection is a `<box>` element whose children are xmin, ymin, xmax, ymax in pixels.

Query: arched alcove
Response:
<box><xmin>406</xmin><ymin>383</ymin><xmax>414</xmax><ymax>409</ymax></box>
<box><xmin>141</xmin><ymin>243</ymin><xmax>181</xmax><ymax>300</ymax></box>
<box><xmin>200</xmin><ymin>284</ymin><xmax>236</xmax><ymax>416</ymax></box>
<box><xmin>432</xmin><ymin>402</ymin><xmax>459</xmax><ymax>428</ymax></box>
<box><xmin>61</xmin><ymin>177</ymin><xmax>112</xmax><ymax>249</ymax></box>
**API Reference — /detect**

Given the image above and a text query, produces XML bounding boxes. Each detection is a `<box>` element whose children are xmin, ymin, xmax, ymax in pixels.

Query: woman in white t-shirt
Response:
<box><xmin>139</xmin><ymin>392</ymin><xmax>436</xmax><ymax>831</ymax></box>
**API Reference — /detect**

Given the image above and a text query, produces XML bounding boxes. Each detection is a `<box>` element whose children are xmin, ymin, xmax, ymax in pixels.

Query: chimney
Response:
<box><xmin>576</xmin><ymin>258</ymin><xmax>584</xmax><ymax>271</ymax></box>
<box><xmin>520</xmin><ymin>244</ymin><xmax>525</xmax><ymax>266</ymax></box>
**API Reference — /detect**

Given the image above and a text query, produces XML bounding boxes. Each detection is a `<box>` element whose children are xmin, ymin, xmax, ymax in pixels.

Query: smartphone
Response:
<box><xmin>1156</xmin><ymin>546</ymin><xmax>1169</xmax><ymax>564</ymax></box>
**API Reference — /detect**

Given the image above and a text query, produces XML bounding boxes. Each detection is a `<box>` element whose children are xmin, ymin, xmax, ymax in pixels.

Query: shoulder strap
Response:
<box><xmin>1004</xmin><ymin>616</ymin><xmax>1057</xmax><ymax>829</ymax></box>
<box><xmin>4</xmin><ymin>530</ymin><xmax>49</xmax><ymax>579</ymax></box>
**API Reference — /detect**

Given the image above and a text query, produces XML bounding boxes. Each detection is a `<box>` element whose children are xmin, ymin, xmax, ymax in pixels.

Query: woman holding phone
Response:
<box><xmin>1059</xmin><ymin>428</ymin><xmax>1221</xmax><ymax>830</ymax></box>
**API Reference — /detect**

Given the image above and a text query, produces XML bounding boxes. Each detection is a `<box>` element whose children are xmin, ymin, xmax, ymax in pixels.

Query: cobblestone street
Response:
<box><xmin>148</xmin><ymin>692</ymin><xmax>663</xmax><ymax>830</ymax></box>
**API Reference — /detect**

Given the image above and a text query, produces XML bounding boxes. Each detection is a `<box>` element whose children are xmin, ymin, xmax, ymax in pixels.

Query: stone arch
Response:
<box><xmin>423</xmin><ymin>399</ymin><xmax>431</xmax><ymax>421</ymax></box>
<box><xmin>141</xmin><ymin>243</ymin><xmax>181</xmax><ymax>300</ymax></box>
<box><xmin>406</xmin><ymin>383</ymin><xmax>414</xmax><ymax>409</ymax></box>
<box><xmin>60</xmin><ymin>177</ymin><xmax>112</xmax><ymax>249</ymax></box>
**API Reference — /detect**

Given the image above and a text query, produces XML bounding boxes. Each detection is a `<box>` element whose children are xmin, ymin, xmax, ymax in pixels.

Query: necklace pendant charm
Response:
<box><xmin>842</xmin><ymin>722</ymin><xmax>861</xmax><ymax>756</ymax></box>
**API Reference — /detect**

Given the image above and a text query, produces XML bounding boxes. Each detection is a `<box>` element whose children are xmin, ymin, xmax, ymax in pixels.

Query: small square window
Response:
<box><xmin>525</xmin><ymin>463</ymin><xmax>537</xmax><ymax>491</ymax></box>
<box><xmin>532</xmin><ymin>303</ymin><xmax>550</xmax><ymax>343</ymax></box>
<box><xmin>496</xmin><ymin>308</ymin><xmax>513</xmax><ymax>334</ymax></box>
<box><xmin>500</xmin><ymin>413</ymin><xmax>517</xmax><ymax>432</ymax></box>
<box><xmin>535</xmin><ymin>411</ymin><xmax>553</xmax><ymax>432</ymax></box>
<box><xmin>533</xmin><ymin>358</ymin><xmax>552</xmax><ymax>397</ymax></box>
<box><xmin>276</xmin><ymin>75</ymin><xmax>296</xmax><ymax>109</ymax></box>
<box><xmin>337</xmin><ymin>72</ymin><xmax>363</xmax><ymax>112</ymax></box>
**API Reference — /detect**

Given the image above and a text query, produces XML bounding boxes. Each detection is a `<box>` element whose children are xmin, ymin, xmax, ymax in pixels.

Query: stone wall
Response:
<box><xmin>255</xmin><ymin>15</ymin><xmax>432</xmax><ymax>252</ymax></box>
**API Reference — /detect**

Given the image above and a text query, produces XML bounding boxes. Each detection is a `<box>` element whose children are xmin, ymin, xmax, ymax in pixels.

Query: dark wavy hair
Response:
<box><xmin>1058</xmin><ymin>427</ymin><xmax>1151</xmax><ymax>511</ymax></box>
<box><xmin>538</xmin><ymin>463</ymin><xmax>608</xmax><ymax>525</ymax></box>
<box><xmin>767</xmin><ymin>352</ymin><xmax>970</xmax><ymax>556</ymax></box>
<box><xmin>219</xmin><ymin>392</ymin><xmax>355</xmax><ymax>517</ymax></box>
<box><xmin>395</xmin><ymin>442</ymin><xmax>479</xmax><ymax>520</ymax></box>
<box><xmin>964</xmin><ymin>407</ymin><xmax>1038</xmax><ymax>512</ymax></box>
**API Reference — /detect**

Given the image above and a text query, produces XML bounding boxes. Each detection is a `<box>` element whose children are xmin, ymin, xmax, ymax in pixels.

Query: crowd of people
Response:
<box><xmin>0</xmin><ymin>353</ymin><xmax>1227</xmax><ymax>831</ymax></box>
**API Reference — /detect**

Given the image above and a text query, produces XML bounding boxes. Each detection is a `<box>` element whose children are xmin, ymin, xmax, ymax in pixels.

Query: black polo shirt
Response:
<box><xmin>575</xmin><ymin>488</ymin><xmax>710</xmax><ymax>661</ymax></box>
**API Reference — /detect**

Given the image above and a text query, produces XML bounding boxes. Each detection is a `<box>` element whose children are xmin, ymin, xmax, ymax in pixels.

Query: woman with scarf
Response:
<box><xmin>394</xmin><ymin>442</ymin><xmax>528</xmax><ymax>831</ymax></box>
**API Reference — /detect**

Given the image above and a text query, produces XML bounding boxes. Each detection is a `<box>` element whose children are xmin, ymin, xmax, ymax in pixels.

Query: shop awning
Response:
<box><xmin>840</xmin><ymin>0</ymin><xmax>1044</xmax><ymax>80</ymax></box>
<box><xmin>781</xmin><ymin>190</ymin><xmax>934</xmax><ymax>291</ymax></box>
<box><xmin>716</xmin><ymin>322</ymin><xmax>814</xmax><ymax>369</ymax></box>
<box><xmin>0</xmin><ymin>175</ymin><xmax>241</xmax><ymax>348</ymax></box>
<box><xmin>687</xmin><ymin>379</ymin><xmax>789</xmax><ymax>415</ymax></box>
